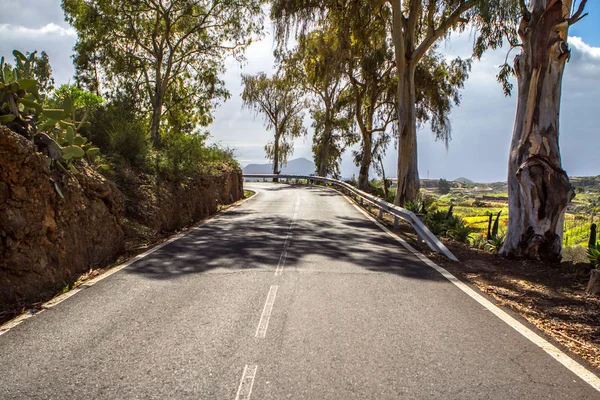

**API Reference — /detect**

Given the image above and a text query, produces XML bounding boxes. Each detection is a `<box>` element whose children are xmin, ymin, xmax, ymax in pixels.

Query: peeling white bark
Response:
<box><xmin>500</xmin><ymin>0</ymin><xmax>578</xmax><ymax>261</ymax></box>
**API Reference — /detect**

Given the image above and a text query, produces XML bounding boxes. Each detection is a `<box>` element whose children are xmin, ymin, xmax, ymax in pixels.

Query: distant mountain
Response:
<box><xmin>243</xmin><ymin>158</ymin><xmax>316</xmax><ymax>176</ymax></box>
<box><xmin>454</xmin><ymin>177</ymin><xmax>474</xmax><ymax>184</ymax></box>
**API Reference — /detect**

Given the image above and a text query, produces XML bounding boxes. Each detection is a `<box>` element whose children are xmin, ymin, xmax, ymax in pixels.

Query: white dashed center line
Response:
<box><xmin>255</xmin><ymin>285</ymin><xmax>278</xmax><ymax>338</ymax></box>
<box><xmin>235</xmin><ymin>364</ymin><xmax>258</xmax><ymax>400</ymax></box>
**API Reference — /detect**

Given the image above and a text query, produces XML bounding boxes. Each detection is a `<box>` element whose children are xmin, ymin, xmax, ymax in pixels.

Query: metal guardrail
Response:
<box><xmin>243</xmin><ymin>174</ymin><xmax>458</xmax><ymax>261</ymax></box>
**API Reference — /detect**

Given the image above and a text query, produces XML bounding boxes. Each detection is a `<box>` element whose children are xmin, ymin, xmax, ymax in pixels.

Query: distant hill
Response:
<box><xmin>454</xmin><ymin>177</ymin><xmax>474</xmax><ymax>184</ymax></box>
<box><xmin>243</xmin><ymin>158</ymin><xmax>316</xmax><ymax>176</ymax></box>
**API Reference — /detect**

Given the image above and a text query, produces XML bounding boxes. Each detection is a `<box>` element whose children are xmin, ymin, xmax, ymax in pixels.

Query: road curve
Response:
<box><xmin>1</xmin><ymin>182</ymin><xmax>599</xmax><ymax>399</ymax></box>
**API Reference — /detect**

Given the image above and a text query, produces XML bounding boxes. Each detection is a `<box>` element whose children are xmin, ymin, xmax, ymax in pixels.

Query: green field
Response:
<box><xmin>422</xmin><ymin>186</ymin><xmax>598</xmax><ymax>248</ymax></box>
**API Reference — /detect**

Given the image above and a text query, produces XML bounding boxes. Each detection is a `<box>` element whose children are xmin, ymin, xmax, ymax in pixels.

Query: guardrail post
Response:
<box><xmin>379</xmin><ymin>209</ymin><xmax>383</xmax><ymax>219</ymax></box>
<box><xmin>394</xmin><ymin>216</ymin><xmax>399</xmax><ymax>229</ymax></box>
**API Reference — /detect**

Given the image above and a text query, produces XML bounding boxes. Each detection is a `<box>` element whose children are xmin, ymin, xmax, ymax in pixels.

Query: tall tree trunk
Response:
<box><xmin>394</xmin><ymin>63</ymin><xmax>419</xmax><ymax>205</ymax></box>
<box><xmin>379</xmin><ymin>156</ymin><xmax>389</xmax><ymax>200</ymax></box>
<box><xmin>272</xmin><ymin>133</ymin><xmax>280</xmax><ymax>183</ymax></box>
<box><xmin>150</xmin><ymin>96</ymin><xmax>163</xmax><ymax>148</ymax></box>
<box><xmin>391</xmin><ymin>3</ymin><xmax>419</xmax><ymax>206</ymax></box>
<box><xmin>500</xmin><ymin>0</ymin><xmax>577</xmax><ymax>261</ymax></box>
<box><xmin>317</xmin><ymin>121</ymin><xmax>332</xmax><ymax>177</ymax></box>
<box><xmin>358</xmin><ymin>132</ymin><xmax>372</xmax><ymax>191</ymax></box>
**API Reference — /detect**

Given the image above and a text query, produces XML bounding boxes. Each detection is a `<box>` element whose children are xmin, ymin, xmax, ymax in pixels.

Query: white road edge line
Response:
<box><xmin>255</xmin><ymin>285</ymin><xmax>278</xmax><ymax>338</ymax></box>
<box><xmin>333</xmin><ymin>187</ymin><xmax>600</xmax><ymax>393</ymax></box>
<box><xmin>0</xmin><ymin>192</ymin><xmax>259</xmax><ymax>337</ymax></box>
<box><xmin>235</xmin><ymin>364</ymin><xmax>258</xmax><ymax>400</ymax></box>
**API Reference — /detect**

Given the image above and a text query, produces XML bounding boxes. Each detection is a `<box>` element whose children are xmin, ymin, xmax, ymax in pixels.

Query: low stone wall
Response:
<box><xmin>0</xmin><ymin>126</ymin><xmax>243</xmax><ymax>314</ymax></box>
<box><xmin>0</xmin><ymin>127</ymin><xmax>125</xmax><ymax>309</ymax></box>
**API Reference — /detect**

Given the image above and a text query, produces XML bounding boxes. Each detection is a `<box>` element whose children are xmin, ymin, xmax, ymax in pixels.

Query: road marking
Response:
<box><xmin>255</xmin><ymin>285</ymin><xmax>278</xmax><ymax>338</ymax></box>
<box><xmin>0</xmin><ymin>193</ymin><xmax>259</xmax><ymax>337</ymax></box>
<box><xmin>273</xmin><ymin>202</ymin><xmax>299</xmax><ymax>277</ymax></box>
<box><xmin>235</xmin><ymin>364</ymin><xmax>257</xmax><ymax>400</ymax></box>
<box><xmin>335</xmin><ymin>188</ymin><xmax>600</xmax><ymax>393</ymax></box>
<box><xmin>275</xmin><ymin>251</ymin><xmax>287</xmax><ymax>277</ymax></box>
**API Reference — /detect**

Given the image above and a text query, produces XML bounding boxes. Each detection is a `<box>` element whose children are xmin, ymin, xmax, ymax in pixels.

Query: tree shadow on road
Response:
<box><xmin>124</xmin><ymin>205</ymin><xmax>446</xmax><ymax>282</ymax></box>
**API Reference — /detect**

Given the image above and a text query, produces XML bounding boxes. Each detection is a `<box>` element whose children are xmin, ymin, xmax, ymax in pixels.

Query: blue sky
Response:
<box><xmin>1</xmin><ymin>1</ymin><xmax>599</xmax><ymax>182</ymax></box>
<box><xmin>570</xmin><ymin>2</ymin><xmax>600</xmax><ymax>46</ymax></box>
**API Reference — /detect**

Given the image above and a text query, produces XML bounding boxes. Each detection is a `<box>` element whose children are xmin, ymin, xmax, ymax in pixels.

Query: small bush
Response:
<box><xmin>470</xmin><ymin>234</ymin><xmax>487</xmax><ymax>250</ymax></box>
<box><xmin>448</xmin><ymin>224</ymin><xmax>474</xmax><ymax>243</ymax></box>
<box><xmin>108</xmin><ymin>119</ymin><xmax>151</xmax><ymax>169</ymax></box>
<box><xmin>587</xmin><ymin>244</ymin><xmax>600</xmax><ymax>268</ymax></box>
<box><xmin>484</xmin><ymin>235</ymin><xmax>505</xmax><ymax>254</ymax></box>
<box><xmin>438</xmin><ymin>178</ymin><xmax>451</xmax><ymax>194</ymax></box>
<box><xmin>158</xmin><ymin>130</ymin><xmax>238</xmax><ymax>181</ymax></box>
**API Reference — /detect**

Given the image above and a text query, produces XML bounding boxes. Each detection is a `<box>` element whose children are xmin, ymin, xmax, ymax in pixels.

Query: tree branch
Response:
<box><xmin>568</xmin><ymin>0</ymin><xmax>588</xmax><ymax>25</ymax></box>
<box><xmin>413</xmin><ymin>0</ymin><xmax>475</xmax><ymax>63</ymax></box>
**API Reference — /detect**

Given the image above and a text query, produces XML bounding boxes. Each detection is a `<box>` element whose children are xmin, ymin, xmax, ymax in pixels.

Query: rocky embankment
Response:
<box><xmin>0</xmin><ymin>126</ymin><xmax>242</xmax><ymax>317</ymax></box>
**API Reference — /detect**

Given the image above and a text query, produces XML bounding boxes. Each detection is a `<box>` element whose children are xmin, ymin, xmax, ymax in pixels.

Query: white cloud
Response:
<box><xmin>0</xmin><ymin>23</ymin><xmax>76</xmax><ymax>38</ymax></box>
<box><xmin>1</xmin><ymin>1</ymin><xmax>597</xmax><ymax>181</ymax></box>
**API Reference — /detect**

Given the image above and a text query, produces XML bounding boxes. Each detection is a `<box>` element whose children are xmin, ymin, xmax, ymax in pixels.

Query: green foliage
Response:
<box><xmin>586</xmin><ymin>244</ymin><xmax>600</xmax><ymax>269</ymax></box>
<box><xmin>404</xmin><ymin>201</ymin><xmax>422</xmax><ymax>214</ymax></box>
<box><xmin>487</xmin><ymin>210</ymin><xmax>502</xmax><ymax>240</ymax></box>
<box><xmin>438</xmin><ymin>178</ymin><xmax>451</xmax><ymax>194</ymax></box>
<box><xmin>48</xmin><ymin>84</ymin><xmax>103</xmax><ymax>113</ymax></box>
<box><xmin>404</xmin><ymin>194</ymin><xmax>435</xmax><ymax>215</ymax></box>
<box><xmin>471</xmin><ymin>234</ymin><xmax>488</xmax><ymax>250</ymax></box>
<box><xmin>485</xmin><ymin>235</ymin><xmax>505</xmax><ymax>254</ymax></box>
<box><xmin>107</xmin><ymin>117</ymin><xmax>151</xmax><ymax>169</ymax></box>
<box><xmin>241</xmin><ymin>71</ymin><xmax>307</xmax><ymax>173</ymax></box>
<box><xmin>448</xmin><ymin>223</ymin><xmax>474</xmax><ymax>243</ymax></box>
<box><xmin>279</xmin><ymin>28</ymin><xmax>355</xmax><ymax>177</ymax></box>
<box><xmin>1</xmin><ymin>50</ymin><xmax>99</xmax><ymax>170</ymax></box>
<box><xmin>38</xmin><ymin>94</ymin><xmax>101</xmax><ymax>168</ymax></box>
<box><xmin>428</xmin><ymin>210</ymin><xmax>451</xmax><ymax>226</ymax></box>
<box><xmin>0</xmin><ymin>51</ymin><xmax>44</xmax><ymax>134</ymax></box>
<box><xmin>157</xmin><ymin>130</ymin><xmax>237</xmax><ymax>181</ymax></box>
<box><xmin>415</xmin><ymin>52</ymin><xmax>472</xmax><ymax>145</ymax></box>
<box><xmin>63</xmin><ymin>0</ymin><xmax>263</xmax><ymax>146</ymax></box>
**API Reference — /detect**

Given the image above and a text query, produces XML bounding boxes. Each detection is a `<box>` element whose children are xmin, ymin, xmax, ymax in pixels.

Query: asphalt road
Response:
<box><xmin>1</xmin><ymin>182</ymin><xmax>599</xmax><ymax>399</ymax></box>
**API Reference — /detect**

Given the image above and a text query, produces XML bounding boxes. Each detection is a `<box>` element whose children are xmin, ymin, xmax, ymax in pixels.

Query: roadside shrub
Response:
<box><xmin>438</xmin><ymin>178</ymin><xmax>451</xmax><ymax>194</ymax></box>
<box><xmin>427</xmin><ymin>220</ymin><xmax>447</xmax><ymax>236</ymax></box>
<box><xmin>472</xmin><ymin>199</ymin><xmax>488</xmax><ymax>207</ymax></box>
<box><xmin>470</xmin><ymin>234</ymin><xmax>487</xmax><ymax>250</ymax></box>
<box><xmin>405</xmin><ymin>201</ymin><xmax>422</xmax><ymax>214</ymax></box>
<box><xmin>587</xmin><ymin>244</ymin><xmax>600</xmax><ymax>268</ymax></box>
<box><xmin>158</xmin><ymin>130</ymin><xmax>238</xmax><ymax>181</ymax></box>
<box><xmin>448</xmin><ymin>223</ymin><xmax>474</xmax><ymax>243</ymax></box>
<box><xmin>484</xmin><ymin>235</ymin><xmax>505</xmax><ymax>254</ymax></box>
<box><xmin>386</xmin><ymin>188</ymin><xmax>396</xmax><ymax>204</ymax></box>
<box><xmin>108</xmin><ymin>119</ymin><xmax>151</xmax><ymax>169</ymax></box>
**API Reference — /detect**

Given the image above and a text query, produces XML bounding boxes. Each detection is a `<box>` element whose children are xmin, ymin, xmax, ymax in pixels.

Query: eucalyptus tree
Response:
<box><xmin>271</xmin><ymin>0</ymin><xmax>519</xmax><ymax>204</ymax></box>
<box><xmin>499</xmin><ymin>0</ymin><xmax>588</xmax><ymax>261</ymax></box>
<box><xmin>344</xmin><ymin>3</ymin><xmax>397</xmax><ymax>191</ymax></box>
<box><xmin>241</xmin><ymin>71</ymin><xmax>307</xmax><ymax>179</ymax></box>
<box><xmin>372</xmin><ymin>132</ymin><xmax>392</xmax><ymax>199</ymax></box>
<box><xmin>62</xmin><ymin>0</ymin><xmax>263</xmax><ymax>147</ymax></box>
<box><xmin>280</xmin><ymin>29</ymin><xmax>355</xmax><ymax>178</ymax></box>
